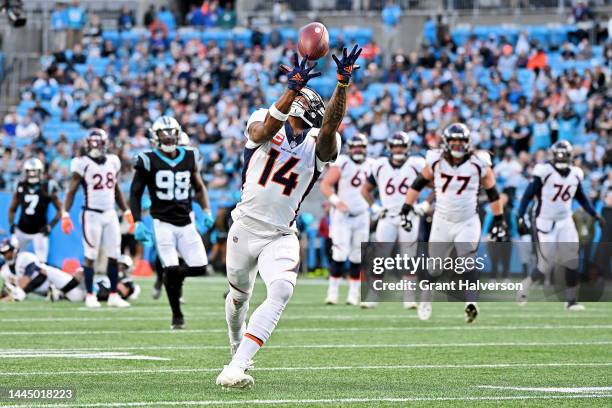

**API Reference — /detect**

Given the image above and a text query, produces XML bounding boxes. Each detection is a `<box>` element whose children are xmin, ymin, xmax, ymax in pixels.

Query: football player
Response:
<box><xmin>129</xmin><ymin>116</ymin><xmax>213</xmax><ymax>330</ymax></box>
<box><xmin>7</xmin><ymin>158</ymin><xmax>62</xmax><ymax>262</ymax></box>
<box><xmin>92</xmin><ymin>255</ymin><xmax>141</xmax><ymax>303</ymax></box>
<box><xmin>62</xmin><ymin>128</ymin><xmax>134</xmax><ymax>309</ymax></box>
<box><xmin>401</xmin><ymin>123</ymin><xmax>507</xmax><ymax>323</ymax></box>
<box><xmin>320</xmin><ymin>133</ymin><xmax>372</xmax><ymax>306</ymax></box>
<box><xmin>516</xmin><ymin>141</ymin><xmax>602</xmax><ymax>310</ymax></box>
<box><xmin>361</xmin><ymin>132</ymin><xmax>429</xmax><ymax>309</ymax></box>
<box><xmin>0</xmin><ymin>237</ymin><xmax>85</xmax><ymax>302</ymax></box>
<box><xmin>216</xmin><ymin>46</ymin><xmax>360</xmax><ymax>389</ymax></box>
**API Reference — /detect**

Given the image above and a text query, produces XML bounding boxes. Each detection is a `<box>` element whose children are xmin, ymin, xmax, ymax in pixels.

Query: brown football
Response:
<box><xmin>297</xmin><ymin>22</ymin><xmax>330</xmax><ymax>60</ymax></box>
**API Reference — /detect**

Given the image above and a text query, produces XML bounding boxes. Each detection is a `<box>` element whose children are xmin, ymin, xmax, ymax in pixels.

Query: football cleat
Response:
<box><xmin>47</xmin><ymin>284</ymin><xmax>62</xmax><ymax>302</ymax></box>
<box><xmin>127</xmin><ymin>284</ymin><xmax>141</xmax><ymax>301</ymax></box>
<box><xmin>216</xmin><ymin>364</ymin><xmax>254</xmax><ymax>390</ymax></box>
<box><xmin>325</xmin><ymin>295</ymin><xmax>338</xmax><ymax>305</ymax></box>
<box><xmin>107</xmin><ymin>293</ymin><xmax>130</xmax><ymax>308</ymax></box>
<box><xmin>566</xmin><ymin>302</ymin><xmax>585</xmax><ymax>311</ymax></box>
<box><xmin>171</xmin><ymin>315</ymin><xmax>185</xmax><ymax>330</ymax></box>
<box><xmin>418</xmin><ymin>302</ymin><xmax>432</xmax><ymax>321</ymax></box>
<box><xmin>464</xmin><ymin>302</ymin><xmax>479</xmax><ymax>323</ymax></box>
<box><xmin>85</xmin><ymin>293</ymin><xmax>101</xmax><ymax>308</ymax></box>
<box><xmin>403</xmin><ymin>301</ymin><xmax>418</xmax><ymax>310</ymax></box>
<box><xmin>346</xmin><ymin>293</ymin><xmax>359</xmax><ymax>306</ymax></box>
<box><xmin>360</xmin><ymin>301</ymin><xmax>378</xmax><ymax>309</ymax></box>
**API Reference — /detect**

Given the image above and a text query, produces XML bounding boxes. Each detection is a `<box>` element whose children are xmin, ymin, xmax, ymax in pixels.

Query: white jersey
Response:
<box><xmin>70</xmin><ymin>154</ymin><xmax>121</xmax><ymax>211</ymax></box>
<box><xmin>232</xmin><ymin>108</ymin><xmax>341</xmax><ymax>232</ymax></box>
<box><xmin>533</xmin><ymin>163</ymin><xmax>583</xmax><ymax>221</ymax></box>
<box><xmin>427</xmin><ymin>149</ymin><xmax>490</xmax><ymax>223</ymax></box>
<box><xmin>0</xmin><ymin>251</ymin><xmax>41</xmax><ymax>289</ymax></box>
<box><xmin>370</xmin><ymin>156</ymin><xmax>426</xmax><ymax>216</ymax></box>
<box><xmin>331</xmin><ymin>154</ymin><xmax>374</xmax><ymax>215</ymax></box>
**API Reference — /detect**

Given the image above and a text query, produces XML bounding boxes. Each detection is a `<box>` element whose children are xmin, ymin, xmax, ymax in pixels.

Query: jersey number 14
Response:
<box><xmin>155</xmin><ymin>170</ymin><xmax>190</xmax><ymax>200</ymax></box>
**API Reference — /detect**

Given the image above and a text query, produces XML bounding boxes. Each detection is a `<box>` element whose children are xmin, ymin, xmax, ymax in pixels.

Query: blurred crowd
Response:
<box><xmin>0</xmin><ymin>1</ymin><xmax>611</xmax><ymax>271</ymax></box>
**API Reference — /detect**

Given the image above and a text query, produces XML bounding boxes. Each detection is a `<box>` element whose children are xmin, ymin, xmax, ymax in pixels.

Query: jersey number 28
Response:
<box><xmin>156</xmin><ymin>170</ymin><xmax>190</xmax><ymax>200</ymax></box>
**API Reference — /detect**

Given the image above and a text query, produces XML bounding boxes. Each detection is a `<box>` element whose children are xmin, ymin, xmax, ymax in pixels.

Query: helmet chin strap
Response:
<box><xmin>351</xmin><ymin>153</ymin><xmax>365</xmax><ymax>162</ymax></box>
<box><xmin>160</xmin><ymin>144</ymin><xmax>177</xmax><ymax>153</ymax></box>
<box><xmin>392</xmin><ymin>153</ymin><xmax>407</xmax><ymax>162</ymax></box>
<box><xmin>89</xmin><ymin>149</ymin><xmax>102</xmax><ymax>159</ymax></box>
<box><xmin>450</xmin><ymin>150</ymin><xmax>465</xmax><ymax>158</ymax></box>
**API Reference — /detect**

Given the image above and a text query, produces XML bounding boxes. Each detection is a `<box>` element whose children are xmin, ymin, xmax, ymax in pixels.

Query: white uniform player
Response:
<box><xmin>517</xmin><ymin>141</ymin><xmax>601</xmax><ymax>310</ymax></box>
<box><xmin>0</xmin><ymin>238</ymin><xmax>84</xmax><ymax>302</ymax></box>
<box><xmin>62</xmin><ymin>128</ymin><xmax>133</xmax><ymax>309</ymax></box>
<box><xmin>320</xmin><ymin>133</ymin><xmax>373</xmax><ymax>306</ymax></box>
<box><xmin>402</xmin><ymin>123</ymin><xmax>507</xmax><ymax>323</ymax></box>
<box><xmin>362</xmin><ymin>132</ymin><xmax>428</xmax><ymax>309</ymax></box>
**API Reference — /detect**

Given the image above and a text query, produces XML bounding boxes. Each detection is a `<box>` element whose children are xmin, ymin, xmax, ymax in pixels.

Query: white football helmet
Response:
<box><xmin>118</xmin><ymin>255</ymin><xmax>134</xmax><ymax>274</ymax></box>
<box><xmin>23</xmin><ymin>158</ymin><xmax>44</xmax><ymax>184</ymax></box>
<box><xmin>178</xmin><ymin>131</ymin><xmax>190</xmax><ymax>147</ymax></box>
<box><xmin>150</xmin><ymin>116</ymin><xmax>182</xmax><ymax>153</ymax></box>
<box><xmin>86</xmin><ymin>128</ymin><xmax>108</xmax><ymax>159</ymax></box>
<box><xmin>289</xmin><ymin>87</ymin><xmax>325</xmax><ymax>128</ymax></box>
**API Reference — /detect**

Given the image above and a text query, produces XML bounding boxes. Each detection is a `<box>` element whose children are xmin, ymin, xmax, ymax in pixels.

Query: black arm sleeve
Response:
<box><xmin>485</xmin><ymin>186</ymin><xmax>500</xmax><ymax>202</ymax></box>
<box><xmin>574</xmin><ymin>182</ymin><xmax>597</xmax><ymax>218</ymax></box>
<box><xmin>129</xmin><ymin>167</ymin><xmax>147</xmax><ymax>222</ymax></box>
<box><xmin>366</xmin><ymin>173</ymin><xmax>377</xmax><ymax>186</ymax></box>
<box><xmin>518</xmin><ymin>176</ymin><xmax>543</xmax><ymax>218</ymax></box>
<box><xmin>411</xmin><ymin>174</ymin><xmax>429</xmax><ymax>192</ymax></box>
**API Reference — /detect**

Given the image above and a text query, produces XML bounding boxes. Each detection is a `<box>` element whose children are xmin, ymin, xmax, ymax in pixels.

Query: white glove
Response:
<box><xmin>412</xmin><ymin>201</ymin><xmax>431</xmax><ymax>216</ymax></box>
<box><xmin>5</xmin><ymin>281</ymin><xmax>26</xmax><ymax>301</ymax></box>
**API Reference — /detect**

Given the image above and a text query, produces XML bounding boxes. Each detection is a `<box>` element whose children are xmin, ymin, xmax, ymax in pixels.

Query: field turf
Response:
<box><xmin>0</xmin><ymin>276</ymin><xmax>611</xmax><ymax>407</ymax></box>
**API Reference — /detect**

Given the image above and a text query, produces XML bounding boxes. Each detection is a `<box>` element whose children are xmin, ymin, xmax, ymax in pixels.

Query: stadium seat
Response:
<box><xmin>451</xmin><ymin>24</ymin><xmax>471</xmax><ymax>46</ymax></box>
<box><xmin>279</xmin><ymin>27</ymin><xmax>298</xmax><ymax>43</ymax></box>
<box><xmin>202</xmin><ymin>29</ymin><xmax>233</xmax><ymax>48</ymax></box>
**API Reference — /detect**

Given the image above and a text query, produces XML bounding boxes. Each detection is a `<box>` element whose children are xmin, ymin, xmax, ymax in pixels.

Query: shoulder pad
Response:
<box><xmin>532</xmin><ymin>163</ymin><xmax>552</xmax><ymax>179</ymax></box>
<box><xmin>136</xmin><ymin>151</ymin><xmax>152</xmax><ymax>172</ymax></box>
<box><xmin>425</xmin><ymin>149</ymin><xmax>443</xmax><ymax>166</ymax></box>
<box><xmin>572</xmin><ymin>166</ymin><xmax>584</xmax><ymax>181</ymax></box>
<box><xmin>472</xmin><ymin>150</ymin><xmax>492</xmax><ymax>167</ymax></box>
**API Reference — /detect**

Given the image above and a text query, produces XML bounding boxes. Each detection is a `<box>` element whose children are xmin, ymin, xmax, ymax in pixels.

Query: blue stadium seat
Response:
<box><xmin>177</xmin><ymin>28</ymin><xmax>202</xmax><ymax>44</ymax></box>
<box><xmin>343</xmin><ymin>27</ymin><xmax>373</xmax><ymax>45</ymax></box>
<box><xmin>202</xmin><ymin>29</ymin><xmax>233</xmax><ymax>48</ymax></box>
<box><xmin>548</xmin><ymin>24</ymin><xmax>573</xmax><ymax>47</ymax></box>
<box><xmin>526</xmin><ymin>25</ymin><xmax>549</xmax><ymax>47</ymax></box>
<box><xmin>102</xmin><ymin>30</ymin><xmax>121</xmax><ymax>47</ymax></box>
<box><xmin>232</xmin><ymin>28</ymin><xmax>252</xmax><ymax>47</ymax></box>
<box><xmin>308</xmin><ymin>76</ymin><xmax>336</xmax><ymax>99</ymax></box>
<box><xmin>279</xmin><ymin>27</ymin><xmax>298</xmax><ymax>43</ymax></box>
<box><xmin>451</xmin><ymin>25</ymin><xmax>471</xmax><ymax>46</ymax></box>
<box><xmin>328</xmin><ymin>27</ymin><xmax>343</xmax><ymax>48</ymax></box>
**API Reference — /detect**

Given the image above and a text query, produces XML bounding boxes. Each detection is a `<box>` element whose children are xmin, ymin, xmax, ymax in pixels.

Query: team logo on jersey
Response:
<box><xmin>272</xmin><ymin>134</ymin><xmax>285</xmax><ymax>146</ymax></box>
<box><xmin>233</xmin><ymin>235</ymin><xmax>238</xmax><ymax>243</ymax></box>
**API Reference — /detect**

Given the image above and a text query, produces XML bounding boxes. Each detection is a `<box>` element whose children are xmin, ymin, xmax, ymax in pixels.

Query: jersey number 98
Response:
<box><xmin>156</xmin><ymin>170</ymin><xmax>190</xmax><ymax>200</ymax></box>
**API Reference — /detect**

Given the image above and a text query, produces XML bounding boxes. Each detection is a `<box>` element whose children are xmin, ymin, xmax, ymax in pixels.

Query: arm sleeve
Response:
<box><xmin>129</xmin><ymin>162</ymin><xmax>147</xmax><ymax>222</ymax></box>
<box><xmin>575</xmin><ymin>182</ymin><xmax>597</xmax><ymax>218</ymax></box>
<box><xmin>517</xmin><ymin>176</ymin><xmax>542</xmax><ymax>218</ymax></box>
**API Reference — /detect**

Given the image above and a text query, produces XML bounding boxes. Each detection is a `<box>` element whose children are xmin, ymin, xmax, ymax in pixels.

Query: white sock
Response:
<box><xmin>521</xmin><ymin>276</ymin><xmax>533</xmax><ymax>290</ymax></box>
<box><xmin>348</xmin><ymin>279</ymin><xmax>360</xmax><ymax>298</ymax></box>
<box><xmin>225</xmin><ymin>292</ymin><xmax>249</xmax><ymax>345</ymax></box>
<box><xmin>327</xmin><ymin>276</ymin><xmax>341</xmax><ymax>298</ymax></box>
<box><xmin>231</xmin><ymin>280</ymin><xmax>293</xmax><ymax>366</ymax></box>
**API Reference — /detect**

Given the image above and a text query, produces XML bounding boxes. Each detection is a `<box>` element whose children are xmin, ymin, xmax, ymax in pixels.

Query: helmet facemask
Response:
<box><xmin>156</xmin><ymin>128</ymin><xmax>179</xmax><ymax>153</ymax></box>
<box><xmin>289</xmin><ymin>87</ymin><xmax>325</xmax><ymax>128</ymax></box>
<box><xmin>88</xmin><ymin>137</ymin><xmax>106</xmax><ymax>159</ymax></box>
<box><xmin>442</xmin><ymin>123</ymin><xmax>472</xmax><ymax>160</ymax></box>
<box><xmin>551</xmin><ymin>142</ymin><xmax>573</xmax><ymax>173</ymax></box>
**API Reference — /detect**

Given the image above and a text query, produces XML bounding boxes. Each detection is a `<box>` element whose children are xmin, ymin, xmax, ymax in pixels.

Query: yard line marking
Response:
<box><xmin>1</xmin><ymin>394</ymin><xmax>612</xmax><ymax>408</ymax></box>
<box><xmin>5</xmin><ymin>340</ymin><xmax>612</xmax><ymax>353</ymax></box>
<box><xmin>3</xmin><ymin>313</ymin><xmax>611</xmax><ymax>323</ymax></box>
<box><xmin>0</xmin><ymin>351</ymin><xmax>168</xmax><ymax>361</ymax></box>
<box><xmin>1</xmin><ymin>362</ymin><xmax>611</xmax><ymax>377</ymax></box>
<box><xmin>477</xmin><ymin>385</ymin><xmax>612</xmax><ymax>393</ymax></box>
<box><xmin>2</xmin><ymin>324</ymin><xmax>612</xmax><ymax>336</ymax></box>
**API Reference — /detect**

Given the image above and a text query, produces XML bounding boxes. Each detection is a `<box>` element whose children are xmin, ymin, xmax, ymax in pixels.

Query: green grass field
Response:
<box><xmin>1</xmin><ymin>276</ymin><xmax>612</xmax><ymax>407</ymax></box>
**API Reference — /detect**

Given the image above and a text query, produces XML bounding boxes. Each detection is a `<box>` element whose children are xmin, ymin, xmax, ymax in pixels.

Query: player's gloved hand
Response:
<box><xmin>61</xmin><ymin>212</ymin><xmax>74</xmax><ymax>235</ymax></box>
<box><xmin>517</xmin><ymin>216</ymin><xmax>530</xmax><ymax>236</ymax></box>
<box><xmin>490</xmin><ymin>215</ymin><xmax>509</xmax><ymax>242</ymax></box>
<box><xmin>332</xmin><ymin>44</ymin><xmax>362</xmax><ymax>85</ymax></box>
<box><xmin>40</xmin><ymin>225</ymin><xmax>51</xmax><ymax>236</ymax></box>
<box><xmin>196</xmin><ymin>210</ymin><xmax>215</xmax><ymax>234</ymax></box>
<box><xmin>281</xmin><ymin>53</ymin><xmax>322</xmax><ymax>92</ymax></box>
<box><xmin>412</xmin><ymin>201</ymin><xmax>431</xmax><ymax>217</ymax></box>
<box><xmin>399</xmin><ymin>203</ymin><xmax>414</xmax><ymax>232</ymax></box>
<box><xmin>9</xmin><ymin>224</ymin><xmax>15</xmax><ymax>234</ymax></box>
<box><xmin>134</xmin><ymin>222</ymin><xmax>153</xmax><ymax>247</ymax></box>
<box><xmin>123</xmin><ymin>209</ymin><xmax>135</xmax><ymax>234</ymax></box>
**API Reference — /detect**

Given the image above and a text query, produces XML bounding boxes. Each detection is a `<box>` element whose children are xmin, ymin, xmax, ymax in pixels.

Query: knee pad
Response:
<box><xmin>228</xmin><ymin>283</ymin><xmax>251</xmax><ymax>306</ymax></box>
<box><xmin>268</xmin><ymin>279</ymin><xmax>294</xmax><ymax>307</ymax></box>
<box><xmin>329</xmin><ymin>260</ymin><xmax>345</xmax><ymax>278</ymax></box>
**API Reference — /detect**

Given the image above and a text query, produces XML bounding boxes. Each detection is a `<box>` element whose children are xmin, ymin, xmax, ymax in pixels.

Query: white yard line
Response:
<box><xmin>0</xmin><ymin>350</ymin><xmax>168</xmax><ymax>361</ymax></box>
<box><xmin>1</xmin><ymin>362</ymin><xmax>611</xmax><ymax>377</ymax></box>
<box><xmin>477</xmin><ymin>385</ymin><xmax>612</xmax><ymax>393</ymax></box>
<box><xmin>1</xmin><ymin>394</ymin><xmax>612</xmax><ymax>408</ymax></box>
<box><xmin>2</xmin><ymin>324</ymin><xmax>612</xmax><ymax>336</ymax></box>
<box><xmin>5</xmin><ymin>340</ymin><xmax>612</xmax><ymax>353</ymax></box>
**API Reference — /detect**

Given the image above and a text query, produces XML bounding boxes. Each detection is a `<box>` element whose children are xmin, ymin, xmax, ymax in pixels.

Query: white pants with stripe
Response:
<box><xmin>428</xmin><ymin>213</ymin><xmax>481</xmax><ymax>277</ymax></box>
<box><xmin>535</xmin><ymin>216</ymin><xmax>579</xmax><ymax>273</ymax></box>
<box><xmin>81</xmin><ymin>209</ymin><xmax>121</xmax><ymax>261</ymax></box>
<box><xmin>14</xmin><ymin>228</ymin><xmax>49</xmax><ymax>262</ymax></box>
<box><xmin>329</xmin><ymin>210</ymin><xmax>369</xmax><ymax>263</ymax></box>
<box><xmin>226</xmin><ymin>219</ymin><xmax>299</xmax><ymax>296</ymax></box>
<box><xmin>153</xmin><ymin>219</ymin><xmax>208</xmax><ymax>267</ymax></box>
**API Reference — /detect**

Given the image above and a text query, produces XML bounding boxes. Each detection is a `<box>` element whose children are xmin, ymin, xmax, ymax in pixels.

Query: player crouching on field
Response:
<box><xmin>516</xmin><ymin>141</ymin><xmax>604</xmax><ymax>311</ymax></box>
<box><xmin>401</xmin><ymin>123</ymin><xmax>508</xmax><ymax>323</ymax></box>
<box><xmin>320</xmin><ymin>133</ymin><xmax>373</xmax><ymax>306</ymax></box>
<box><xmin>0</xmin><ymin>237</ymin><xmax>85</xmax><ymax>302</ymax></box>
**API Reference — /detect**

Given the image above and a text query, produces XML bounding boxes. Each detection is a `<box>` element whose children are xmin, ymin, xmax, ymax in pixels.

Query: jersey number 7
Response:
<box><xmin>258</xmin><ymin>148</ymin><xmax>300</xmax><ymax>196</ymax></box>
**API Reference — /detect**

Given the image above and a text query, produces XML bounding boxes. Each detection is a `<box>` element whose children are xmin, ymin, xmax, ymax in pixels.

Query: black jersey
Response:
<box><xmin>15</xmin><ymin>180</ymin><xmax>58</xmax><ymax>234</ymax></box>
<box><xmin>134</xmin><ymin>147</ymin><xmax>197</xmax><ymax>226</ymax></box>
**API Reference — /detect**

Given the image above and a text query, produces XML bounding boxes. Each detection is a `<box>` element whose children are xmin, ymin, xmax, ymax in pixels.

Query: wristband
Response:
<box><xmin>269</xmin><ymin>104</ymin><xmax>289</xmax><ymax>122</ymax></box>
<box><xmin>329</xmin><ymin>194</ymin><xmax>341</xmax><ymax>206</ymax></box>
<box><xmin>62</xmin><ymin>212</ymin><xmax>70</xmax><ymax>218</ymax></box>
<box><xmin>337</xmin><ymin>81</ymin><xmax>350</xmax><ymax>88</ymax></box>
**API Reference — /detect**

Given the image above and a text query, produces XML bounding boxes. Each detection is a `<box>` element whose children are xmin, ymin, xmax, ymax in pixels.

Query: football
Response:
<box><xmin>298</xmin><ymin>22</ymin><xmax>330</xmax><ymax>60</ymax></box>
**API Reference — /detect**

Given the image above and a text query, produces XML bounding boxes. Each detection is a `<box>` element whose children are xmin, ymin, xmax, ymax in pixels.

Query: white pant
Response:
<box><xmin>376</xmin><ymin>213</ymin><xmax>419</xmax><ymax>257</ymax></box>
<box><xmin>226</xmin><ymin>220</ymin><xmax>300</xmax><ymax>296</ymax></box>
<box><xmin>153</xmin><ymin>219</ymin><xmax>207</xmax><ymax>268</ymax></box>
<box><xmin>535</xmin><ymin>216</ymin><xmax>579</xmax><ymax>273</ymax></box>
<box><xmin>14</xmin><ymin>228</ymin><xmax>48</xmax><ymax>262</ymax></box>
<box><xmin>329</xmin><ymin>210</ymin><xmax>369</xmax><ymax>263</ymax></box>
<box><xmin>81</xmin><ymin>209</ymin><xmax>121</xmax><ymax>261</ymax></box>
<box><xmin>43</xmin><ymin>265</ymin><xmax>86</xmax><ymax>302</ymax></box>
<box><xmin>428</xmin><ymin>213</ymin><xmax>481</xmax><ymax>277</ymax></box>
